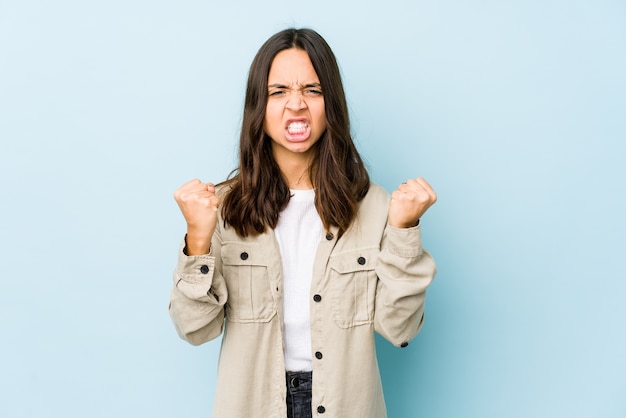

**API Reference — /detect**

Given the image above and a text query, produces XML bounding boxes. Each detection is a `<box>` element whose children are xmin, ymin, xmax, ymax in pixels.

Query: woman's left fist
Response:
<box><xmin>388</xmin><ymin>177</ymin><xmax>437</xmax><ymax>228</ymax></box>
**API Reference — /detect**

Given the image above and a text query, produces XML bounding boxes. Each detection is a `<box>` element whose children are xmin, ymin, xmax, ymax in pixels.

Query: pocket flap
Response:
<box><xmin>329</xmin><ymin>248</ymin><xmax>378</xmax><ymax>274</ymax></box>
<box><xmin>221</xmin><ymin>243</ymin><xmax>268</xmax><ymax>267</ymax></box>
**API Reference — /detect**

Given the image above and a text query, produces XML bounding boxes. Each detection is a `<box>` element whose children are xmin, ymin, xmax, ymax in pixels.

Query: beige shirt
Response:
<box><xmin>169</xmin><ymin>183</ymin><xmax>437</xmax><ymax>418</ymax></box>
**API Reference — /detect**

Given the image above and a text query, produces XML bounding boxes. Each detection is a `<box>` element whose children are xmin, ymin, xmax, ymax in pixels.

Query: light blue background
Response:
<box><xmin>1</xmin><ymin>1</ymin><xmax>624</xmax><ymax>417</ymax></box>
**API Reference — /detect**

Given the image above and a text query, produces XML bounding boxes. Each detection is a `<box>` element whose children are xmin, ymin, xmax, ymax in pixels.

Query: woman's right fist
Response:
<box><xmin>174</xmin><ymin>179</ymin><xmax>221</xmax><ymax>255</ymax></box>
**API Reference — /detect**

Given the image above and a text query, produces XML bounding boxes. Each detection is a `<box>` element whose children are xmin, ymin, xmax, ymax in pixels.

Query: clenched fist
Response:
<box><xmin>388</xmin><ymin>177</ymin><xmax>437</xmax><ymax>228</ymax></box>
<box><xmin>174</xmin><ymin>179</ymin><xmax>221</xmax><ymax>255</ymax></box>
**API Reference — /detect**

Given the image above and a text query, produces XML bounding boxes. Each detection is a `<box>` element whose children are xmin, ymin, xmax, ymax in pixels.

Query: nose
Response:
<box><xmin>285</xmin><ymin>91</ymin><xmax>307</xmax><ymax>111</ymax></box>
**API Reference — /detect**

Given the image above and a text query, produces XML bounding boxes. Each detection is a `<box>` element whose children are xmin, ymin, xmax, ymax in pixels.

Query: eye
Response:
<box><xmin>304</xmin><ymin>88</ymin><xmax>323</xmax><ymax>96</ymax></box>
<box><xmin>268</xmin><ymin>90</ymin><xmax>286</xmax><ymax>96</ymax></box>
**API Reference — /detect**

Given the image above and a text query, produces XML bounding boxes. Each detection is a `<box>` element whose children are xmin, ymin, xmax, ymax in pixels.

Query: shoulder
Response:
<box><xmin>366</xmin><ymin>183</ymin><xmax>389</xmax><ymax>197</ymax></box>
<box><xmin>341</xmin><ymin>183</ymin><xmax>389</xmax><ymax>241</ymax></box>
<box><xmin>355</xmin><ymin>183</ymin><xmax>390</xmax><ymax>222</ymax></box>
<box><xmin>361</xmin><ymin>183</ymin><xmax>391</xmax><ymax>207</ymax></box>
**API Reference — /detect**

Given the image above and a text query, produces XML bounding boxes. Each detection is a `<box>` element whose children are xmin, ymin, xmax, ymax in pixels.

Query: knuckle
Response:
<box><xmin>209</xmin><ymin>196</ymin><xmax>221</xmax><ymax>206</ymax></box>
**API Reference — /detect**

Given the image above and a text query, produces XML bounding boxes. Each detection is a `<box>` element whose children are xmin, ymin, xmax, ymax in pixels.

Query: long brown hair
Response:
<box><xmin>219</xmin><ymin>28</ymin><xmax>370</xmax><ymax>237</ymax></box>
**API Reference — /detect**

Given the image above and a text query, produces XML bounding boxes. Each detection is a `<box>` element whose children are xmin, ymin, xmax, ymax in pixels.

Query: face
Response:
<box><xmin>263</xmin><ymin>48</ymin><xmax>327</xmax><ymax>165</ymax></box>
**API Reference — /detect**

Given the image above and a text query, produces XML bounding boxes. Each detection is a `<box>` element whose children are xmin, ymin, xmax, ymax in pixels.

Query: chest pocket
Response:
<box><xmin>221</xmin><ymin>243</ymin><xmax>276</xmax><ymax>323</ymax></box>
<box><xmin>329</xmin><ymin>248</ymin><xmax>379</xmax><ymax>328</ymax></box>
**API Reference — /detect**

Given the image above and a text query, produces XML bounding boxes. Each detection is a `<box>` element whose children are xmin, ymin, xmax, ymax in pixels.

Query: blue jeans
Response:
<box><xmin>286</xmin><ymin>371</ymin><xmax>312</xmax><ymax>418</ymax></box>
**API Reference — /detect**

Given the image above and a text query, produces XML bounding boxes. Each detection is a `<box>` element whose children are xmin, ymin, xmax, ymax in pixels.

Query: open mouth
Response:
<box><xmin>287</xmin><ymin>121</ymin><xmax>308</xmax><ymax>135</ymax></box>
<box><xmin>285</xmin><ymin>121</ymin><xmax>311</xmax><ymax>141</ymax></box>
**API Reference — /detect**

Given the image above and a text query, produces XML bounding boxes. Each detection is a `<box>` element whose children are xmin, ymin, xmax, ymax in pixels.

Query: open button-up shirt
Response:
<box><xmin>169</xmin><ymin>183</ymin><xmax>436</xmax><ymax>417</ymax></box>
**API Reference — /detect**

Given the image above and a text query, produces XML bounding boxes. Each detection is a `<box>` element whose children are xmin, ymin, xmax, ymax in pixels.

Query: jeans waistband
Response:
<box><xmin>286</xmin><ymin>371</ymin><xmax>312</xmax><ymax>394</ymax></box>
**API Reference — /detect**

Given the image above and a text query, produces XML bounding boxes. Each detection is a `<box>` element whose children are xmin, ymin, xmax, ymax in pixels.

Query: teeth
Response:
<box><xmin>287</xmin><ymin>122</ymin><xmax>308</xmax><ymax>134</ymax></box>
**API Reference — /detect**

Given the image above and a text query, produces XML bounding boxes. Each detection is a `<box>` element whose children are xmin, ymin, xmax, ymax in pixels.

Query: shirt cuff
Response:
<box><xmin>176</xmin><ymin>240</ymin><xmax>216</xmax><ymax>282</ymax></box>
<box><xmin>383</xmin><ymin>224</ymin><xmax>424</xmax><ymax>258</ymax></box>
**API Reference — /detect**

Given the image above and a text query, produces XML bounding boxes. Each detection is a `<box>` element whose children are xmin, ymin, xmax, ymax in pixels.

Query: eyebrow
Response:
<box><xmin>267</xmin><ymin>82</ymin><xmax>322</xmax><ymax>89</ymax></box>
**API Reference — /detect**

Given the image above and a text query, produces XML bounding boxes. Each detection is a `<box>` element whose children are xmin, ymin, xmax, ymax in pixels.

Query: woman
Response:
<box><xmin>170</xmin><ymin>28</ymin><xmax>437</xmax><ymax>418</ymax></box>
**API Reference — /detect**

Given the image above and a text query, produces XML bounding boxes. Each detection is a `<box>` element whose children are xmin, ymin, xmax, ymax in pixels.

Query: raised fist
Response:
<box><xmin>388</xmin><ymin>177</ymin><xmax>437</xmax><ymax>228</ymax></box>
<box><xmin>174</xmin><ymin>179</ymin><xmax>221</xmax><ymax>255</ymax></box>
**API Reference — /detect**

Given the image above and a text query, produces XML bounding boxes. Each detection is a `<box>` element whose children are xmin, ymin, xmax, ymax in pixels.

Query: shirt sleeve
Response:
<box><xmin>374</xmin><ymin>223</ymin><xmax>436</xmax><ymax>347</ymax></box>
<box><xmin>168</xmin><ymin>232</ymin><xmax>228</xmax><ymax>346</ymax></box>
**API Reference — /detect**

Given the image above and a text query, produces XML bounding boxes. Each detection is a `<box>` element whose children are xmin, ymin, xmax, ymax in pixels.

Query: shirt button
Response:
<box><xmin>315</xmin><ymin>351</ymin><xmax>323</xmax><ymax>359</ymax></box>
<box><xmin>200</xmin><ymin>265</ymin><xmax>209</xmax><ymax>274</ymax></box>
<box><xmin>313</xmin><ymin>294</ymin><xmax>322</xmax><ymax>302</ymax></box>
<box><xmin>290</xmin><ymin>377</ymin><xmax>300</xmax><ymax>388</ymax></box>
<box><xmin>400</xmin><ymin>342</ymin><xmax>409</xmax><ymax>348</ymax></box>
<box><xmin>325</xmin><ymin>233</ymin><xmax>334</xmax><ymax>241</ymax></box>
<box><xmin>317</xmin><ymin>405</ymin><xmax>326</xmax><ymax>414</ymax></box>
<box><xmin>357</xmin><ymin>256</ymin><xmax>366</xmax><ymax>265</ymax></box>
<box><xmin>240</xmin><ymin>252</ymin><xmax>249</xmax><ymax>260</ymax></box>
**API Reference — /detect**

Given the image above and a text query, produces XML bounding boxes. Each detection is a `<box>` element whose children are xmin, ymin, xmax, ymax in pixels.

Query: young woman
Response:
<box><xmin>170</xmin><ymin>28</ymin><xmax>437</xmax><ymax>418</ymax></box>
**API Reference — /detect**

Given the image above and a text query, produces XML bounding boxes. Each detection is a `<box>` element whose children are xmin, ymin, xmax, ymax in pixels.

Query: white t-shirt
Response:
<box><xmin>274</xmin><ymin>189</ymin><xmax>323</xmax><ymax>372</ymax></box>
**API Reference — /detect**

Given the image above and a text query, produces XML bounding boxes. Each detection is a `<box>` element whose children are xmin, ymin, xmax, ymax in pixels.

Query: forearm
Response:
<box><xmin>169</xmin><ymin>240</ymin><xmax>228</xmax><ymax>345</ymax></box>
<box><xmin>374</xmin><ymin>225</ymin><xmax>436</xmax><ymax>346</ymax></box>
<box><xmin>184</xmin><ymin>230</ymin><xmax>212</xmax><ymax>256</ymax></box>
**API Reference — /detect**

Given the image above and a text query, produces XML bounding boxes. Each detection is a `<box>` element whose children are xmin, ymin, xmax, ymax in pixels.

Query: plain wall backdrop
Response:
<box><xmin>1</xmin><ymin>0</ymin><xmax>625</xmax><ymax>417</ymax></box>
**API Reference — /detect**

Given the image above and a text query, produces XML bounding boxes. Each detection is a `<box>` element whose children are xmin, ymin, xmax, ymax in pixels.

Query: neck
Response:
<box><xmin>273</xmin><ymin>151</ymin><xmax>315</xmax><ymax>190</ymax></box>
<box><xmin>281</xmin><ymin>161</ymin><xmax>313</xmax><ymax>189</ymax></box>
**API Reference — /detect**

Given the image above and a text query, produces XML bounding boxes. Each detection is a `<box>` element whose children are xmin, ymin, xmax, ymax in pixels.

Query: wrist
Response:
<box><xmin>388</xmin><ymin>218</ymin><xmax>420</xmax><ymax>229</ymax></box>
<box><xmin>184</xmin><ymin>231</ymin><xmax>212</xmax><ymax>255</ymax></box>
